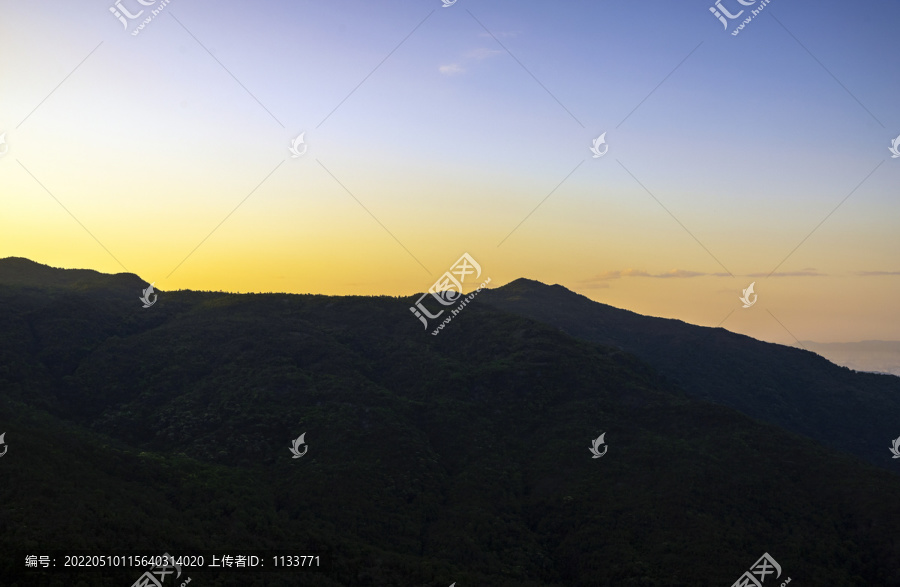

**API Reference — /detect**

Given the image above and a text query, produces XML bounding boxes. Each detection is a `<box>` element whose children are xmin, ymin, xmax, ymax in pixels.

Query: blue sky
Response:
<box><xmin>1</xmin><ymin>0</ymin><xmax>898</xmax><ymax>343</ymax></box>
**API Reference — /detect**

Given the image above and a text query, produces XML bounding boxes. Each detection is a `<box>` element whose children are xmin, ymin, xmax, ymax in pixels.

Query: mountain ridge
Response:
<box><xmin>0</xmin><ymin>256</ymin><xmax>146</xmax><ymax>291</ymax></box>
<box><xmin>479</xmin><ymin>278</ymin><xmax>900</xmax><ymax>472</ymax></box>
<box><xmin>3</xmin><ymin>258</ymin><xmax>900</xmax><ymax>584</ymax></box>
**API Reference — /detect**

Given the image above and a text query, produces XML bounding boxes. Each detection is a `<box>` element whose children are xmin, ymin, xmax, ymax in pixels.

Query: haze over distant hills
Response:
<box><xmin>798</xmin><ymin>340</ymin><xmax>900</xmax><ymax>377</ymax></box>
<box><xmin>2</xmin><ymin>258</ymin><xmax>900</xmax><ymax>585</ymax></box>
<box><xmin>480</xmin><ymin>278</ymin><xmax>900</xmax><ymax>472</ymax></box>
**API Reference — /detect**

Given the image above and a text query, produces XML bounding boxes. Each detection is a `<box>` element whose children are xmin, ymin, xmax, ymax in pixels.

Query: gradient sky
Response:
<box><xmin>1</xmin><ymin>0</ymin><xmax>898</xmax><ymax>344</ymax></box>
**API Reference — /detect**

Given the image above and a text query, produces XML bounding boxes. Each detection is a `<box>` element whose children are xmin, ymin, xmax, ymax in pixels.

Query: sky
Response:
<box><xmin>1</xmin><ymin>0</ymin><xmax>898</xmax><ymax>345</ymax></box>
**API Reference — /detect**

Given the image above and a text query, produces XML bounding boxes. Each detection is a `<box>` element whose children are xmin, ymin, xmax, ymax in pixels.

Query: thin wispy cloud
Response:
<box><xmin>747</xmin><ymin>269</ymin><xmax>826</xmax><ymax>277</ymax></box>
<box><xmin>478</xmin><ymin>30</ymin><xmax>520</xmax><ymax>39</ymax></box>
<box><xmin>578</xmin><ymin>267</ymin><xmax>828</xmax><ymax>288</ymax></box>
<box><xmin>439</xmin><ymin>63</ymin><xmax>465</xmax><ymax>75</ymax></box>
<box><xmin>855</xmin><ymin>270</ymin><xmax>900</xmax><ymax>276</ymax></box>
<box><xmin>581</xmin><ymin>269</ymin><xmax>717</xmax><ymax>285</ymax></box>
<box><xmin>439</xmin><ymin>45</ymin><xmax>506</xmax><ymax>76</ymax></box>
<box><xmin>466</xmin><ymin>48</ymin><xmax>505</xmax><ymax>60</ymax></box>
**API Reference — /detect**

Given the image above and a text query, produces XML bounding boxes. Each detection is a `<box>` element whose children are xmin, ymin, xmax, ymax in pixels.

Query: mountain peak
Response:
<box><xmin>0</xmin><ymin>257</ymin><xmax>145</xmax><ymax>290</ymax></box>
<box><xmin>496</xmin><ymin>277</ymin><xmax>585</xmax><ymax>299</ymax></box>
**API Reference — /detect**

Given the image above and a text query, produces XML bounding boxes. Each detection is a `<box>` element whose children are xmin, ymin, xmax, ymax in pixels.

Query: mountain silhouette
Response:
<box><xmin>481</xmin><ymin>278</ymin><xmax>900</xmax><ymax>471</ymax></box>
<box><xmin>2</xmin><ymin>259</ymin><xmax>899</xmax><ymax>586</ymax></box>
<box><xmin>0</xmin><ymin>256</ymin><xmax>144</xmax><ymax>290</ymax></box>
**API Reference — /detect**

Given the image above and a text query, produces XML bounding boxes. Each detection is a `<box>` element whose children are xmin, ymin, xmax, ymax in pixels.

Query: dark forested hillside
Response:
<box><xmin>481</xmin><ymin>278</ymin><xmax>900</xmax><ymax>471</ymax></box>
<box><xmin>2</xmin><ymin>259</ymin><xmax>900</xmax><ymax>586</ymax></box>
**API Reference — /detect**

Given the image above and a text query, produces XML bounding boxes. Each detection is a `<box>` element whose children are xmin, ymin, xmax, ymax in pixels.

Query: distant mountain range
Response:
<box><xmin>1</xmin><ymin>258</ymin><xmax>899</xmax><ymax>586</ymax></box>
<box><xmin>480</xmin><ymin>278</ymin><xmax>900</xmax><ymax>472</ymax></box>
